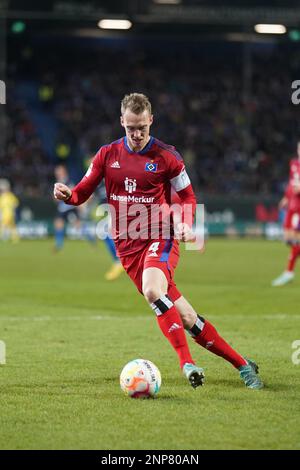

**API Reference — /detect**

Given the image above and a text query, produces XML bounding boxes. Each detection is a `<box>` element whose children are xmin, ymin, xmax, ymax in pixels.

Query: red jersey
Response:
<box><xmin>67</xmin><ymin>136</ymin><xmax>196</xmax><ymax>255</ymax></box>
<box><xmin>285</xmin><ymin>159</ymin><xmax>300</xmax><ymax>212</ymax></box>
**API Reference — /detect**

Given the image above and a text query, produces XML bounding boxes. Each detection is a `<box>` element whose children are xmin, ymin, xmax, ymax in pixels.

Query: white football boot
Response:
<box><xmin>271</xmin><ymin>271</ymin><xmax>295</xmax><ymax>287</ymax></box>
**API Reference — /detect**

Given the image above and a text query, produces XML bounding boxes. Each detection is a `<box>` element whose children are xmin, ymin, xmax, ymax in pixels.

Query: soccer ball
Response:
<box><xmin>120</xmin><ymin>359</ymin><xmax>161</xmax><ymax>398</ymax></box>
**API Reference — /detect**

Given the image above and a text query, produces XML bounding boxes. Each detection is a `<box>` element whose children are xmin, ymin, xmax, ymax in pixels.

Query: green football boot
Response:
<box><xmin>239</xmin><ymin>359</ymin><xmax>264</xmax><ymax>390</ymax></box>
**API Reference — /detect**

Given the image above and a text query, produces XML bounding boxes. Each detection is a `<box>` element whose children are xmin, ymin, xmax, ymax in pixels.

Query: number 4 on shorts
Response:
<box><xmin>148</xmin><ymin>242</ymin><xmax>160</xmax><ymax>257</ymax></box>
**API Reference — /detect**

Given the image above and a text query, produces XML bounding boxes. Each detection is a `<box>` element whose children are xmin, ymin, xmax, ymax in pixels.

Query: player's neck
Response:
<box><xmin>126</xmin><ymin>136</ymin><xmax>151</xmax><ymax>153</ymax></box>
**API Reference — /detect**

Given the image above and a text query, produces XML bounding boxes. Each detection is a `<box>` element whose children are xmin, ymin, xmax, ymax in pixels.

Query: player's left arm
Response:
<box><xmin>167</xmin><ymin>153</ymin><xmax>197</xmax><ymax>242</ymax></box>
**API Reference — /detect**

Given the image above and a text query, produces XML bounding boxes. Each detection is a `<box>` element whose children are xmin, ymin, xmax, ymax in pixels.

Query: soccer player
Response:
<box><xmin>103</xmin><ymin>234</ymin><xmax>124</xmax><ymax>280</ymax></box>
<box><xmin>95</xmin><ymin>180</ymin><xmax>124</xmax><ymax>281</ymax></box>
<box><xmin>54</xmin><ymin>93</ymin><xmax>263</xmax><ymax>390</ymax></box>
<box><xmin>0</xmin><ymin>178</ymin><xmax>19</xmax><ymax>242</ymax></box>
<box><xmin>272</xmin><ymin>141</ymin><xmax>300</xmax><ymax>286</ymax></box>
<box><xmin>53</xmin><ymin>164</ymin><xmax>81</xmax><ymax>251</ymax></box>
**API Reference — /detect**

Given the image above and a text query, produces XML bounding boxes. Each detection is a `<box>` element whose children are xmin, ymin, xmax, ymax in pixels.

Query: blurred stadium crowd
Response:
<box><xmin>3</xmin><ymin>39</ymin><xmax>300</xmax><ymax>198</ymax></box>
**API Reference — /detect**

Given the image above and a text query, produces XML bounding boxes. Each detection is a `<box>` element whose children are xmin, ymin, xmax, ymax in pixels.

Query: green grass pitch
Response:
<box><xmin>0</xmin><ymin>239</ymin><xmax>299</xmax><ymax>450</ymax></box>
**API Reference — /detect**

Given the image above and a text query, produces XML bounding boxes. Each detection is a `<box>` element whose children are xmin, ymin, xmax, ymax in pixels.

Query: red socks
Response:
<box><xmin>192</xmin><ymin>319</ymin><xmax>247</xmax><ymax>369</ymax></box>
<box><xmin>287</xmin><ymin>245</ymin><xmax>300</xmax><ymax>272</ymax></box>
<box><xmin>151</xmin><ymin>296</ymin><xmax>194</xmax><ymax>368</ymax></box>
<box><xmin>152</xmin><ymin>297</ymin><xmax>248</xmax><ymax>370</ymax></box>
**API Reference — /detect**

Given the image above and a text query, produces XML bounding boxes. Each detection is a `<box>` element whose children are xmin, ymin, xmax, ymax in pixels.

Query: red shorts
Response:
<box><xmin>284</xmin><ymin>210</ymin><xmax>300</xmax><ymax>231</ymax></box>
<box><xmin>120</xmin><ymin>239</ymin><xmax>182</xmax><ymax>302</ymax></box>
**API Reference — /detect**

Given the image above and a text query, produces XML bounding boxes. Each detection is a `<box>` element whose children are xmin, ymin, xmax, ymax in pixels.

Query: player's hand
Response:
<box><xmin>279</xmin><ymin>196</ymin><xmax>288</xmax><ymax>209</ymax></box>
<box><xmin>54</xmin><ymin>183</ymin><xmax>72</xmax><ymax>201</ymax></box>
<box><xmin>174</xmin><ymin>222</ymin><xmax>196</xmax><ymax>242</ymax></box>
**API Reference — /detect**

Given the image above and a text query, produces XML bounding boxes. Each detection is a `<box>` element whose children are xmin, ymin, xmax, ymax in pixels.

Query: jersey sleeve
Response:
<box><xmin>167</xmin><ymin>151</ymin><xmax>191</xmax><ymax>192</ymax></box>
<box><xmin>67</xmin><ymin>147</ymin><xmax>106</xmax><ymax>205</ymax></box>
<box><xmin>166</xmin><ymin>150</ymin><xmax>197</xmax><ymax>228</ymax></box>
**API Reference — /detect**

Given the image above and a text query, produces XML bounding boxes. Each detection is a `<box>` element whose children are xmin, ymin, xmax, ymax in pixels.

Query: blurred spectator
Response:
<box><xmin>4</xmin><ymin>40</ymin><xmax>300</xmax><ymax>198</ymax></box>
<box><xmin>0</xmin><ymin>178</ymin><xmax>20</xmax><ymax>242</ymax></box>
<box><xmin>1</xmin><ymin>100</ymin><xmax>54</xmax><ymax>197</ymax></box>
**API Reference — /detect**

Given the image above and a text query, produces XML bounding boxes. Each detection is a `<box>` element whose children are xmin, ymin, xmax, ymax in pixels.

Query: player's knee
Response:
<box><xmin>143</xmin><ymin>286</ymin><xmax>163</xmax><ymax>304</ymax></box>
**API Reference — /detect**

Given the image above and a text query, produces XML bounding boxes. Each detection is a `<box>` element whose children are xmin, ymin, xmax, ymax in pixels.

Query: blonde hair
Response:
<box><xmin>121</xmin><ymin>93</ymin><xmax>152</xmax><ymax>115</ymax></box>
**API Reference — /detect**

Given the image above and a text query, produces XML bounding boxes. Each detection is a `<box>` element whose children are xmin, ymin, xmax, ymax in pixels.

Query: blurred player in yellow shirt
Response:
<box><xmin>0</xmin><ymin>179</ymin><xmax>20</xmax><ymax>242</ymax></box>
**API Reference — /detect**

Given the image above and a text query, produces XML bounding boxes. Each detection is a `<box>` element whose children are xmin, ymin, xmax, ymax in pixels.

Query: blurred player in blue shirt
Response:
<box><xmin>53</xmin><ymin>165</ymin><xmax>80</xmax><ymax>251</ymax></box>
<box><xmin>95</xmin><ymin>180</ymin><xmax>124</xmax><ymax>281</ymax></box>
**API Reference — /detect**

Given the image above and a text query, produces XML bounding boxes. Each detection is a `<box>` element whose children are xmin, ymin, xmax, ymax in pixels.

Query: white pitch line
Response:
<box><xmin>0</xmin><ymin>313</ymin><xmax>299</xmax><ymax>322</ymax></box>
<box><xmin>0</xmin><ymin>314</ymin><xmax>152</xmax><ymax>322</ymax></box>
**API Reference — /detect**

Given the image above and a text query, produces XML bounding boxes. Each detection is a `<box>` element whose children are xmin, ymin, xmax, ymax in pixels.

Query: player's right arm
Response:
<box><xmin>54</xmin><ymin>182</ymin><xmax>72</xmax><ymax>201</ymax></box>
<box><xmin>281</xmin><ymin>181</ymin><xmax>294</xmax><ymax>209</ymax></box>
<box><xmin>53</xmin><ymin>148</ymin><xmax>105</xmax><ymax>206</ymax></box>
<box><xmin>279</xmin><ymin>195</ymin><xmax>289</xmax><ymax>209</ymax></box>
